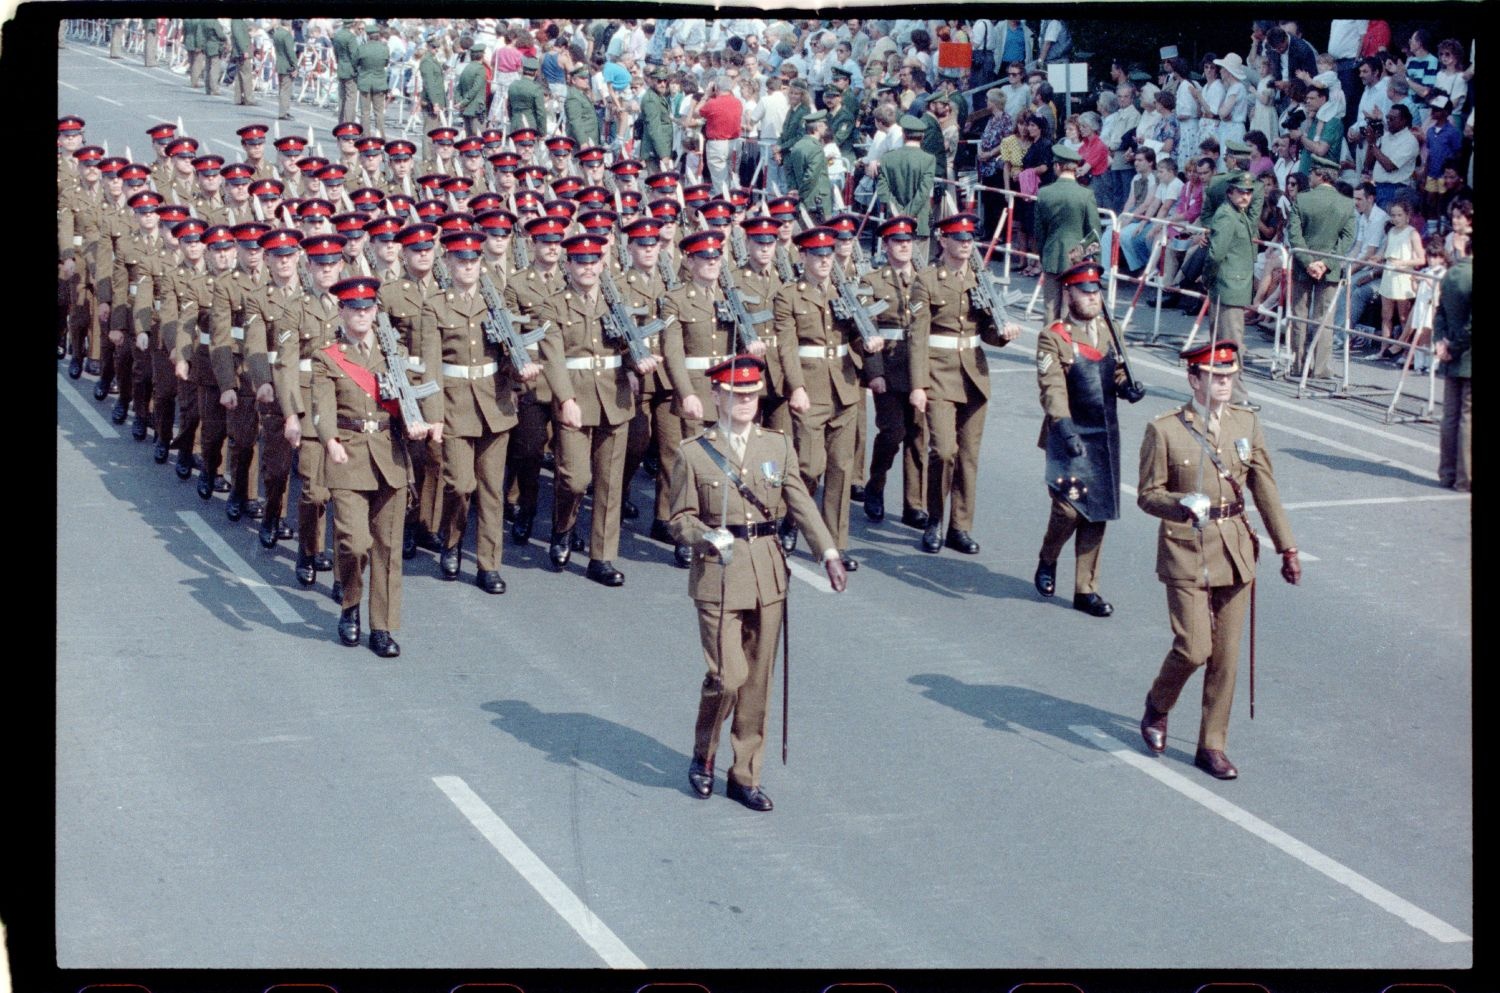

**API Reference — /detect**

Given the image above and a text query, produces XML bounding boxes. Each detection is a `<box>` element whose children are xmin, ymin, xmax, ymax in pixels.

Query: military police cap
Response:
<box><xmin>830</xmin><ymin>66</ymin><xmax>852</xmax><ymax>81</ymax></box>
<box><xmin>878</xmin><ymin>215</ymin><xmax>918</xmax><ymax>241</ymax></box>
<box><xmin>789</xmin><ymin>78</ymin><xmax>810</xmax><ymax>92</ymax></box>
<box><xmin>1180</xmin><ymin>339</ymin><xmax>1240</xmax><ymax>373</ymax></box>
<box><xmin>1052</xmin><ymin>145</ymin><xmax>1082</xmax><ymax>164</ymax></box>
<box><xmin>650</xmin><ymin>67</ymin><xmax>671</xmax><ymax>81</ymax></box>
<box><xmin>569</xmin><ymin>64</ymin><xmax>590</xmax><ymax>79</ymax></box>
<box><xmin>1060</xmin><ymin>260</ymin><xmax>1104</xmax><ymax>292</ymax></box>
<box><xmin>521</xmin><ymin>56</ymin><xmax>540</xmax><ymax>72</ymax></box>
<box><xmin>1227</xmin><ymin>172</ymin><xmax>1256</xmax><ymax>192</ymax></box>
<box><xmin>803</xmin><ymin>109</ymin><xmax>828</xmax><ymax>123</ymax></box>
<box><xmin>1224</xmin><ymin>139</ymin><xmax>1254</xmax><ymax>155</ymax></box>
<box><xmin>899</xmin><ymin>114</ymin><xmax>927</xmax><ymax>133</ymax></box>
<box><xmin>707</xmin><ymin>355</ymin><xmax>767</xmax><ymax>393</ymax></box>
<box><xmin>332</xmin><ymin>276</ymin><xmax>381</xmax><ymax>308</ymax></box>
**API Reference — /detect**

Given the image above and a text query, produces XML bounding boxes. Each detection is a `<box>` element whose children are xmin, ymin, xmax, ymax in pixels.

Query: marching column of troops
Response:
<box><xmin>59</xmin><ymin>105</ymin><xmax>1303</xmax><ymax>805</ymax></box>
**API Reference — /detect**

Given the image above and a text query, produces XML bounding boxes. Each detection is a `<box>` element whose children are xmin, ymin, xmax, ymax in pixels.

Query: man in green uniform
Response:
<box><xmin>1138</xmin><ymin>341</ymin><xmax>1301</xmax><ymax>780</ymax></box>
<box><xmin>564</xmin><ymin>65</ymin><xmax>602</xmax><ymax>147</ymax></box>
<box><xmin>271</xmin><ymin>20</ymin><xmax>297</xmax><ymax>121</ymax></box>
<box><xmin>638</xmin><ymin>68</ymin><xmax>675</xmax><ymax>172</ymax></box>
<box><xmin>874</xmin><ymin>116</ymin><xmax>936</xmax><ymax>265</ymax></box>
<box><xmin>418</xmin><ymin>40</ymin><xmax>447</xmax><ymax>152</ymax></box>
<box><xmin>183</xmin><ymin>18</ymin><xmax>205</xmax><ymax>89</ymax></box>
<box><xmin>1433</xmin><ymin>244</ymin><xmax>1472</xmax><ymax>492</ymax></box>
<box><xmin>823</xmin><ymin>85</ymin><xmax>859</xmax><ymax>166</ymax></box>
<box><xmin>1203</xmin><ymin>172</ymin><xmax>1259</xmax><ymax>406</ymax></box>
<box><xmin>775</xmin><ymin>80</ymin><xmax>811</xmax><ymax>184</ymax></box>
<box><xmin>1034</xmin><ymin>145</ymin><xmax>1102</xmax><ymax>319</ymax></box>
<box><xmin>143</xmin><ymin>16</ymin><xmax>158</xmax><ymax>68</ymax></box>
<box><xmin>507</xmin><ymin>57</ymin><xmax>548</xmax><ymax>133</ymax></box>
<box><xmin>355</xmin><ymin>23</ymin><xmax>390</xmax><ymax>138</ymax></box>
<box><xmin>332</xmin><ymin>19</ymin><xmax>360</xmax><ymax>125</ymax></box>
<box><xmin>455</xmin><ymin>38</ymin><xmax>488</xmax><ymax>138</ymax></box>
<box><xmin>230</xmin><ymin>18</ymin><xmax>256</xmax><ymax>106</ymax></box>
<box><xmin>1286</xmin><ymin>155</ymin><xmax>1357</xmax><ymax>380</ymax></box>
<box><xmin>201</xmin><ymin>18</ymin><xmax>227</xmax><ymax>97</ymax></box>
<box><xmin>671</xmin><ymin>356</ymin><xmax>847</xmax><ymax>812</ymax></box>
<box><xmin>785</xmin><ymin>111</ymin><xmax>832</xmax><ymax>223</ymax></box>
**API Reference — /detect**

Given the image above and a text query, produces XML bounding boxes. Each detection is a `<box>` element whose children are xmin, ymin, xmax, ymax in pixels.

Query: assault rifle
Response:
<box><xmin>478</xmin><ymin>272</ymin><xmax>549</xmax><ymax>377</ymax></box>
<box><xmin>830</xmin><ymin>263</ymin><xmax>895</xmax><ymax>346</ymax></box>
<box><xmin>374</xmin><ymin>311</ymin><xmax>440</xmax><ymax>432</ymax></box>
<box><xmin>600</xmin><ymin>268</ymin><xmax>668</xmax><ymax>367</ymax></box>
<box><xmin>716</xmin><ymin>264</ymin><xmax>773</xmax><ymax>351</ymax></box>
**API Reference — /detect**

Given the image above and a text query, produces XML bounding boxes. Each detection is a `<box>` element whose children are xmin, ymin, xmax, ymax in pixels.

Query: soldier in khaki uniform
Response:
<box><xmin>247</xmin><ymin>228</ymin><xmax>306</xmax><ymax>547</ymax></box>
<box><xmin>474</xmin><ymin>208</ymin><xmax>518</xmax><ymax>290</ymax></box>
<box><xmin>536</xmin><ymin>233</ymin><xmax>663</xmax><ymax>586</ymax></box>
<box><xmin>502</xmin><ymin>215</ymin><xmax>569</xmax><ymax>545</ymax></box>
<box><xmin>614</xmin><ymin>217</ymin><xmax>676</xmax><ymax>549</ymax></box>
<box><xmin>861</xmin><ymin>215</ymin><xmax>929</xmax><ymax>530</ymax></box>
<box><xmin>312</xmin><ymin>277</ymin><xmax>441</xmax><ymax>658</ymax></box>
<box><xmin>162</xmin><ymin>138</ymin><xmax>201</xmax><ymax>204</ymax></box>
<box><xmin>167</xmin><ymin>222</ymin><xmax>228</xmax><ymax>480</ymax></box>
<box><xmin>424</xmin><ymin>230</ymin><xmax>542</xmax><ymax>593</ymax></box>
<box><xmin>59</xmin><ymin>146</ymin><xmax>107</xmax><ymax>379</ymax></box>
<box><xmin>273</xmin><ymin>233</ymin><xmax>346</xmax><ymax>587</ymax></box>
<box><xmin>907</xmin><ymin>213</ymin><xmax>1021</xmax><ymax>555</ymax></box>
<box><xmin>236</xmin><ymin>125</ymin><xmax>277</xmax><ymax>184</ymax></box>
<box><xmin>734</xmin><ymin>215</ymin><xmax>790</xmax><ymax>433</ymax></box>
<box><xmin>670</xmin><ymin>356</ymin><xmax>847</xmax><ymax>812</ymax></box>
<box><xmin>1034</xmin><ymin>261</ymin><xmax>1147</xmax><ymax>617</ymax></box>
<box><xmin>98</xmin><ymin>164</ymin><xmax>152</xmax><ymax>405</ymax></box>
<box><xmin>1138</xmin><ymin>341</ymin><xmax>1301</xmax><ymax>780</ymax></box>
<box><xmin>115</xmin><ymin>196</ymin><xmax>183</xmax><ymax>443</ymax></box>
<box><xmin>206</xmin><ymin>221</ymin><xmax>272</xmax><ymax>518</ymax></box>
<box><xmin>773</xmin><ymin>226</ymin><xmax>877</xmax><ymax>570</ymax></box>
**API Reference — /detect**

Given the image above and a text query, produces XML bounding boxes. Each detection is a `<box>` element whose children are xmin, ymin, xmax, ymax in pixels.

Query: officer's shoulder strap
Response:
<box><xmin>1152</xmin><ymin>404</ymin><xmax>1188</xmax><ymax>423</ymax></box>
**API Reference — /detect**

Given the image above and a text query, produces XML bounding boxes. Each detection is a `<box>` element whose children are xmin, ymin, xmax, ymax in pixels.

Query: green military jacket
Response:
<box><xmin>778</xmin><ymin>103</ymin><xmax>809</xmax><ymax>155</ymax></box>
<box><xmin>332</xmin><ymin>28</ymin><xmax>358</xmax><ymax>82</ymax></box>
<box><xmin>419</xmin><ymin>53</ymin><xmax>446</xmax><ymax>110</ymax></box>
<box><xmin>272</xmin><ymin>26</ymin><xmax>296</xmax><ymax>75</ymax></box>
<box><xmin>875</xmin><ymin>145</ymin><xmax>936</xmax><ymax>236</ymax></box>
<box><xmin>1287</xmin><ymin>181</ymin><xmax>1357</xmax><ymax>282</ymax></box>
<box><xmin>1034</xmin><ymin>175</ymin><xmax>1102</xmax><ymax>275</ymax></box>
<box><xmin>200</xmin><ymin>19</ymin><xmax>227</xmax><ymax>58</ymax></box>
<box><xmin>638</xmin><ymin>87</ymin><xmax>674</xmax><ymax>165</ymax></box>
<box><xmin>507</xmin><ymin>76</ymin><xmax>547</xmax><ymax>131</ymax></box>
<box><xmin>456</xmin><ymin>60</ymin><xmax>487</xmax><ymax>116</ymax></box>
<box><xmin>182</xmin><ymin>18</ymin><xmax>202</xmax><ymax>54</ymax></box>
<box><xmin>786</xmin><ymin>134</ymin><xmax>830</xmax><ymax>217</ymax></box>
<box><xmin>355</xmin><ymin>39</ymin><xmax>389</xmax><ymax>94</ymax></box>
<box><xmin>564</xmin><ymin>86</ymin><xmax>601</xmax><ymax>146</ymax></box>
<box><xmin>230</xmin><ymin>19</ymin><xmax>252</xmax><ymax>59</ymax></box>
<box><xmin>1434</xmin><ymin>256</ymin><xmax>1472</xmax><ymax>379</ymax></box>
<box><xmin>1206</xmin><ymin>201</ymin><xmax>1257</xmax><ymax>307</ymax></box>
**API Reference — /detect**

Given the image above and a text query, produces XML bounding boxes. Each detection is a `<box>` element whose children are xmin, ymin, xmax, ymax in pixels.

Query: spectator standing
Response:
<box><xmin>1293</xmin><ymin>82</ymin><xmax>1344</xmax><ymax>174</ymax></box>
<box><xmin>1403</xmin><ymin>29</ymin><xmax>1440</xmax><ymax>125</ymax></box>
<box><xmin>975</xmin><ymin>88</ymin><xmax>1014</xmax><ymax>230</ymax></box>
<box><xmin>1000</xmin><ymin>61</ymin><xmax>1031</xmax><ymax>122</ymax></box>
<box><xmin>1421</xmin><ymin>96</ymin><xmax>1464</xmax><ymax>217</ymax></box>
<box><xmin>1038</xmin><ymin>19</ymin><xmax>1072</xmax><ymax>64</ymax></box>
<box><xmin>1101</xmin><ymin>85</ymin><xmax>1140</xmax><ymax>214</ymax></box>
<box><xmin>1374</xmin><ymin>197</ymin><xmax>1426</xmax><ymax>359</ymax></box>
<box><xmin>696</xmin><ymin>77</ymin><xmax>744</xmax><ymax>195</ymax></box>
<box><xmin>1326</xmin><ymin>19</ymin><xmax>1367</xmax><ymax>128</ymax></box>
<box><xmin>1432</xmin><ymin>233</ymin><xmax>1471</xmax><ymax>491</ymax></box>
<box><xmin>489</xmin><ymin>31</ymin><xmax>523</xmax><ymax>124</ymax></box>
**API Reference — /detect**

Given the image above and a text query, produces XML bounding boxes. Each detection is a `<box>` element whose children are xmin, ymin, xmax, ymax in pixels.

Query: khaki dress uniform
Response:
<box><xmin>118</xmin><ymin>230</ymin><xmax>178</xmax><ymax>436</ymax></box>
<box><xmin>736</xmin><ymin>262</ymin><xmax>790</xmax><ymax>432</ymax></box>
<box><xmin>503</xmin><ymin>265</ymin><xmax>566</xmax><ymax>528</ymax></box>
<box><xmin>773</xmin><ymin>277</ymin><xmax>863</xmax><ymax>553</ymax></box>
<box><xmin>669</xmin><ymin>425</ymin><xmax>836</xmax><ymax>792</ymax></box>
<box><xmin>862</xmin><ymin>263</ymin><xmax>927</xmax><ymax>520</ymax></box>
<box><xmin>272</xmin><ymin>290</ymin><xmax>342</xmax><ymax>570</ymax></box>
<box><xmin>380</xmin><ymin>270</ymin><xmax>445</xmax><ymax>544</ymax></box>
<box><xmin>311</xmin><ymin>336</ymin><xmax>430</xmax><ymax>635</ymax></box>
<box><xmin>1035</xmin><ymin>313</ymin><xmax>1129</xmax><ymax>595</ymax></box>
<box><xmin>251</xmin><ymin>279</ymin><xmax>304</xmax><ymax>532</ymax></box>
<box><xmin>1138</xmin><ymin>402</ymin><xmax>1296</xmax><ymax>751</ymax></box>
<box><xmin>168</xmin><ymin>259</ymin><xmax>216</xmax><ymax>474</ymax></box>
<box><xmin>617</xmin><ymin>265</ymin><xmax>675</xmax><ymax>525</ymax></box>
<box><xmin>59</xmin><ymin>182</ymin><xmax>105</xmax><ymax>370</ymax></box>
<box><xmin>536</xmin><ymin>284</ymin><xmax>643</xmax><ymax>563</ymax></box>
<box><xmin>908</xmin><ymin>258</ymin><xmax>1009</xmax><ymax>533</ymax></box>
<box><xmin>191</xmin><ymin>190</ymin><xmax>230</xmax><ymax>228</ymax></box>
<box><xmin>421</xmin><ymin>286</ymin><xmax>520</xmax><ymax>575</ymax></box>
<box><xmin>209</xmin><ymin>266</ymin><xmax>270</xmax><ymax>505</ymax></box>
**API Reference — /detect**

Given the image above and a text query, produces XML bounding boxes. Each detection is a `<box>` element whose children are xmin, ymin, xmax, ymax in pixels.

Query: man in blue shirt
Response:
<box><xmin>1422</xmin><ymin>95</ymin><xmax>1463</xmax><ymax>215</ymax></box>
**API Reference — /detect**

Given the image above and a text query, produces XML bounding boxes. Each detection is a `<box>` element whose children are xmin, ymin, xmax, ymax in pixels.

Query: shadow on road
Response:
<box><xmin>1281</xmin><ymin>446</ymin><xmax>1437</xmax><ymax>486</ymax></box>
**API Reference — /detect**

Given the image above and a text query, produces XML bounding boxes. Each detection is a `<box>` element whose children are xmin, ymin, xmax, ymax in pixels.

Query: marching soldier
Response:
<box><xmin>772</xmin><ymin>225</ymin><xmax>876</xmax><ymax>570</ymax></box>
<box><xmin>98</xmin><ymin>163</ymin><xmax>152</xmax><ymax>405</ymax></box>
<box><xmin>1138</xmin><ymin>341</ymin><xmax>1301</xmax><ymax>780</ymax></box>
<box><xmin>190</xmin><ymin>154</ymin><xmax>230</xmax><ymax>226</ymax></box>
<box><xmin>220</xmin><ymin>163</ymin><xmax>258</xmax><ymax>225</ymax></box>
<box><xmin>734</xmin><ymin>214</ymin><xmax>790</xmax><ymax>433</ymax></box>
<box><xmin>206</xmin><ymin>220</ymin><xmax>272</xmax><ymax>518</ymax></box>
<box><xmin>908</xmin><ymin>213</ymin><xmax>1022</xmax><ymax>555</ymax></box>
<box><xmin>59</xmin><ymin>145</ymin><xmax>104</xmax><ymax>379</ymax></box>
<box><xmin>145</xmin><ymin>122</ymin><xmax>177</xmax><ymax>192</ymax></box>
<box><xmin>669</xmin><ymin>356</ymin><xmax>847</xmax><ymax>812</ymax></box>
<box><xmin>163</xmin><ymin>137</ymin><xmax>202</xmax><ymax>204</ymax></box>
<box><xmin>312</xmin><ymin>276</ymin><xmax>441</xmax><ymax>658</ymax></box>
<box><xmin>861</xmin><ymin>215</ymin><xmax>929</xmax><ymax>529</ymax></box>
<box><xmin>273</xmin><ymin>232</ymin><xmax>346</xmax><ymax>587</ymax></box>
<box><xmin>1034</xmin><ymin>261</ymin><xmax>1147</xmax><ymax>617</ymax></box>
<box><xmin>425</xmin><ymin>229</ymin><xmax>542</xmax><ymax>592</ymax></box>
<box><xmin>613</xmin><ymin>216</ymin><xmax>673</xmax><ymax>538</ymax></box>
<box><xmin>1035</xmin><ymin>146</ymin><xmax>1102</xmax><ymax>319</ymax></box>
<box><xmin>535</xmin><ymin>233</ymin><xmax>663</xmax><ymax>585</ymax></box>
<box><xmin>167</xmin><ymin>221</ymin><xmax>229</xmax><ymax>479</ymax></box>
<box><xmin>115</xmin><ymin>195</ymin><xmax>182</xmax><ymax>441</ymax></box>
<box><xmin>383</xmin><ymin>139</ymin><xmax>418</xmax><ymax>199</ymax></box>
<box><xmin>246</xmin><ymin>228</ymin><xmax>305</xmax><ymax>548</ymax></box>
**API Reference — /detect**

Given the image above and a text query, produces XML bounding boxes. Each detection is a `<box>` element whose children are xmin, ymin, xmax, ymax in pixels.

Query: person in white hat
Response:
<box><xmin>1211</xmin><ymin>53</ymin><xmax>1251</xmax><ymax>145</ymax></box>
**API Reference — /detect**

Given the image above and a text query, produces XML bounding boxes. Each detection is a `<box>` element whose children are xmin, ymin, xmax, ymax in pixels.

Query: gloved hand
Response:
<box><xmin>1120</xmin><ymin>381</ymin><xmax>1147</xmax><ymax>404</ymax></box>
<box><xmin>1055</xmin><ymin>417</ymin><xmax>1085</xmax><ymax>458</ymax></box>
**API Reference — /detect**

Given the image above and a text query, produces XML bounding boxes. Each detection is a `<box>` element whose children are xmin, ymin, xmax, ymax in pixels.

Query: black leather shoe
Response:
<box><xmin>110</xmin><ymin>400</ymin><xmax>127</xmax><ymax>423</ymax></box>
<box><xmin>196</xmin><ymin>474</ymin><xmax>214</xmax><ymax>500</ymax></box>
<box><xmin>402</xmin><ymin>521</ymin><xmax>417</xmax><ymax>559</ymax></box>
<box><xmin>649</xmin><ymin>519</ymin><xmax>673</xmax><ymax>544</ymax></box>
<box><xmin>503</xmin><ymin>501</ymin><xmax>518</xmax><ymax>522</ymax></box>
<box><xmin>839</xmin><ymin>552</ymin><xmax>859</xmax><ymax>571</ymax></box>
<box><xmin>621</xmin><ymin>498</ymin><xmax>639</xmax><ymax>520</ymax></box>
<box><xmin>476</xmin><ymin>570</ymin><xmax>506</xmax><ymax>594</ymax></box>
<box><xmin>245</xmin><ymin>499</ymin><xmax>264</xmax><ymax>520</ymax></box>
<box><xmin>369</xmin><ymin>630</ymin><xmax>401</xmax><ymax>658</ymax></box>
<box><xmin>214</xmin><ymin>474</ymin><xmax>231</xmax><ymax>493</ymax></box>
<box><xmin>337</xmin><ymin>605</ymin><xmax>360</xmax><ymax>646</ymax></box>
<box><xmin>440</xmin><ymin>544</ymin><xmax>461</xmax><ymax>580</ymax></box>
<box><xmin>94</xmin><ymin>381</ymin><xmax>110</xmax><ymax>402</ymax></box>
<box><xmin>688</xmin><ymin>759</ymin><xmax>713</xmax><ymax>799</ymax></box>
<box><xmin>259</xmin><ymin>519</ymin><xmax>279</xmax><ymax>549</ymax></box>
<box><xmin>1073</xmin><ymin>592</ymin><xmax>1114</xmax><ymax>617</ymax></box>
<box><xmin>175</xmin><ymin>457</ymin><xmax>194</xmax><ymax>481</ymax></box>
<box><xmin>779</xmin><ymin>522</ymin><xmax>799</xmax><ymax>553</ymax></box>
<box><xmin>1034</xmin><ymin>559</ymin><xmax>1057</xmax><ymax>597</ymax></box>
<box><xmin>548</xmin><ymin>530</ymin><xmax>572</xmax><ymax>569</ymax></box>
<box><xmin>225</xmin><ymin>496</ymin><xmax>244</xmax><ymax>522</ymax></box>
<box><xmin>295</xmin><ymin>554</ymin><xmax>316</xmax><ymax>586</ymax></box>
<box><xmin>1141</xmin><ymin>697</ymin><xmax>1168</xmax><ymax>753</ymax></box>
<box><xmin>85</xmin><ymin>358</ymin><xmax>101</xmax><ymax>376</ymax></box>
<box><xmin>313</xmin><ymin>551</ymin><xmax>334</xmax><ymax>572</ymax></box>
<box><xmin>901</xmin><ymin>508</ymin><xmax>930</xmax><ymax>530</ymax></box>
<box><xmin>863</xmin><ymin>490</ymin><xmax>885</xmax><ymax>522</ymax></box>
<box><xmin>275</xmin><ymin>520</ymin><xmax>294</xmax><ymax>540</ymax></box>
<box><xmin>153</xmin><ymin>440</ymin><xmax>170</xmax><ymax>464</ymax></box>
<box><xmin>673</xmin><ymin>544</ymin><xmax>692</xmax><ymax>568</ymax></box>
<box><xmin>511</xmin><ymin>508</ymin><xmax>535</xmax><ymax>545</ymax></box>
<box><xmin>541</xmin><ymin>450</ymin><xmax>555</xmax><ymax>470</ymax></box>
<box><xmin>921</xmin><ymin>524</ymin><xmax>943</xmax><ymax>553</ymax></box>
<box><xmin>131</xmin><ymin>415</ymin><xmax>148</xmax><ymax>440</ymax></box>
<box><xmin>850</xmin><ymin>483</ymin><xmax>866</xmax><ymax>502</ymax></box>
<box><xmin>1194</xmin><ymin>747</ymin><xmax>1239</xmax><ymax>780</ymax></box>
<box><xmin>569</xmin><ymin>530</ymin><xmax>586</xmax><ymax>552</ymax></box>
<box><xmin>726</xmin><ymin>780</ymin><xmax>773</xmax><ymax>811</ymax></box>
<box><xmin>68</xmin><ymin>357</ymin><xmax>83</xmax><ymax>379</ymax></box>
<box><xmin>945</xmin><ymin>528</ymin><xmax>980</xmax><ymax>554</ymax></box>
<box><xmin>586</xmin><ymin>559</ymin><xmax>625</xmax><ymax>586</ymax></box>
<box><xmin>415</xmin><ymin>528</ymin><xmax>444</xmax><ymax>553</ymax></box>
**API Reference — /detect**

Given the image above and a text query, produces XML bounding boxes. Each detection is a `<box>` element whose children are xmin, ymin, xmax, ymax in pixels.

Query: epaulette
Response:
<box><xmin>1152</xmin><ymin>407</ymin><xmax>1183</xmax><ymax>422</ymax></box>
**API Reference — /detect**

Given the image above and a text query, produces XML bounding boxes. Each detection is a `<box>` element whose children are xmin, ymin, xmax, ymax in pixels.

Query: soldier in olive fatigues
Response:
<box><xmin>1034</xmin><ymin>146</ymin><xmax>1102</xmax><ymax>318</ymax></box>
<box><xmin>332</xmin><ymin>21</ymin><xmax>360</xmax><ymax>125</ymax></box>
<box><xmin>271</xmin><ymin>20</ymin><xmax>297</xmax><ymax>120</ymax></box>
<box><xmin>201</xmin><ymin>19</ymin><xmax>227</xmax><ymax>96</ymax></box>
<box><xmin>670</xmin><ymin>356</ymin><xmax>847</xmax><ymax>812</ymax></box>
<box><xmin>507</xmin><ymin>58</ymin><xmax>548</xmax><ymax>133</ymax></box>
<box><xmin>785</xmin><ymin>112</ymin><xmax>832</xmax><ymax>223</ymax></box>
<box><xmin>1138</xmin><ymin>341</ymin><xmax>1301</xmax><ymax>780</ymax></box>
<box><xmin>638</xmin><ymin>70</ymin><xmax>676</xmax><ymax>171</ymax></box>
<box><xmin>455</xmin><ymin>43</ymin><xmax>489</xmax><ymax>137</ymax></box>
<box><xmin>230</xmin><ymin>19</ymin><xmax>256</xmax><ymax>106</ymax></box>
<box><xmin>875</xmin><ymin>119</ymin><xmax>937</xmax><ymax>265</ymax></box>
<box><xmin>183</xmin><ymin>18</ymin><xmax>205</xmax><ymax>89</ymax></box>
<box><xmin>564</xmin><ymin>66</ymin><xmax>601</xmax><ymax>147</ymax></box>
<box><xmin>1204</xmin><ymin>172</ymin><xmax>1259</xmax><ymax>404</ymax></box>
<box><xmin>355</xmin><ymin>26</ymin><xmax>390</xmax><ymax>137</ymax></box>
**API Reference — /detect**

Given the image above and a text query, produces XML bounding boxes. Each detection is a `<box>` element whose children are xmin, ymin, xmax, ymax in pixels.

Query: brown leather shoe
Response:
<box><xmin>688</xmin><ymin>759</ymin><xmax>713</xmax><ymax>799</ymax></box>
<box><xmin>1140</xmin><ymin>697</ymin><xmax>1168</xmax><ymax>753</ymax></box>
<box><xmin>1194</xmin><ymin>747</ymin><xmax>1239</xmax><ymax>780</ymax></box>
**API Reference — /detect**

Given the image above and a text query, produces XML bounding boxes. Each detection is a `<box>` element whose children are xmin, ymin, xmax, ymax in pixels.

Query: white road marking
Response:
<box><xmin>787</xmin><ymin>556</ymin><xmax>834</xmax><ymax>592</ymax></box>
<box><xmin>60</xmin><ymin>80</ymin><xmax>79</xmax><ymax>91</ymax></box>
<box><xmin>1281</xmin><ymin>493</ymin><xmax>1469</xmax><ymax>511</ymax></box>
<box><xmin>432</xmin><ymin>775</ymin><xmax>646</xmax><ymax>969</ymax></box>
<box><xmin>1068</xmin><ymin>725</ymin><xmax>1472</xmax><ymax>945</ymax></box>
<box><xmin>1118</xmin><ymin>482</ymin><xmax>1319</xmax><ymax>559</ymax></box>
<box><xmin>98</xmin><ymin>96</ymin><xmax>123</xmax><ymax>107</ymax></box>
<box><xmin>175</xmin><ymin>511</ymin><xmax>303</xmax><ymax>624</ymax></box>
<box><xmin>57</xmin><ymin>375</ymin><xmax>117</xmax><ymax>439</ymax></box>
<box><xmin>1128</xmin><ymin>352</ymin><xmax>1440</xmax><ymax>455</ymax></box>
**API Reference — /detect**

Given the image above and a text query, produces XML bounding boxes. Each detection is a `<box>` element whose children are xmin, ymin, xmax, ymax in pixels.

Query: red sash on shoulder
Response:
<box><xmin>321</xmin><ymin>344</ymin><xmax>402</xmax><ymax>418</ymax></box>
<box><xmin>1049</xmin><ymin>322</ymin><xmax>1104</xmax><ymax>362</ymax></box>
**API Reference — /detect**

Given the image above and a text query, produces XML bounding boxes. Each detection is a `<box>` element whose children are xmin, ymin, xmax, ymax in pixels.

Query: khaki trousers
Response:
<box><xmin>442</xmin><ymin>428</ymin><xmax>512</xmax><ymax>572</ymax></box>
<box><xmin>553</xmin><ymin>418</ymin><xmax>629</xmax><ymax>561</ymax></box>
<box><xmin>1038</xmin><ymin>498</ymin><xmax>1106</xmax><ymax>595</ymax></box>
<box><xmin>924</xmin><ymin>381</ymin><xmax>987</xmax><ymax>531</ymax></box>
<box><xmin>694</xmin><ymin>599</ymin><xmax>785</xmax><ymax>789</ymax></box>
<box><xmin>790</xmin><ymin>397</ymin><xmax>857</xmax><ymax>549</ymax></box>
<box><xmin>1290</xmin><ymin>273</ymin><xmax>1340</xmax><ymax>379</ymax></box>
<box><xmin>332</xmin><ymin>483</ymin><xmax>405</xmax><ymax>631</ymax></box>
<box><xmin>1148</xmin><ymin>581</ymin><xmax>1252</xmax><ymax>751</ymax></box>
<box><xmin>866</xmin><ymin>389</ymin><xmax>927</xmax><ymax>516</ymax></box>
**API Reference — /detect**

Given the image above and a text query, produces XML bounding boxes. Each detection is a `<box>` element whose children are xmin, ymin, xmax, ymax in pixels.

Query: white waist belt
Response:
<box><xmin>298</xmin><ymin>358</ymin><xmax>313</xmax><ymax>373</ymax></box>
<box><xmin>231</xmin><ymin>325</ymin><xmax>245</xmax><ymax>340</ymax></box>
<box><xmin>73</xmin><ymin>235</ymin><xmax>84</xmax><ymax>246</ymax></box>
<box><xmin>442</xmin><ymin>361</ymin><xmax>498</xmax><ymax>379</ymax></box>
<box><xmin>199</xmin><ymin>332</ymin><xmax>212</xmax><ymax>345</ymax></box>
<box><xmin>565</xmin><ymin>355</ymin><xmax>623</xmax><ymax>370</ymax></box>
<box><xmin>407</xmin><ymin>357</ymin><xmax>426</xmax><ymax>373</ymax></box>
<box><xmin>928</xmin><ymin>334</ymin><xmax>979</xmax><ymax>350</ymax></box>
<box><xmin>267</xmin><ymin>350</ymin><xmax>278</xmax><ymax>364</ymax></box>
<box><xmin>797</xmin><ymin>344</ymin><xmax>849</xmax><ymax>359</ymax></box>
<box><xmin>684</xmin><ymin>355</ymin><xmax>729</xmax><ymax>370</ymax></box>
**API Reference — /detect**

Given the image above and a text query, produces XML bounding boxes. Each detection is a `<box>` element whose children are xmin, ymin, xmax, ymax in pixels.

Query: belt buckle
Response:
<box><xmin>825</xmin><ymin>345</ymin><xmax>838</xmax><ymax>360</ymax></box>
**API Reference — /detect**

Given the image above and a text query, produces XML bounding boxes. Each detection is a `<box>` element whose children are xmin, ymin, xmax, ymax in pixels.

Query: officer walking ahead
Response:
<box><xmin>1034</xmin><ymin>261</ymin><xmax>1145</xmax><ymax>617</ymax></box>
<box><xmin>670</xmin><ymin>356</ymin><xmax>848</xmax><ymax>812</ymax></box>
<box><xmin>1137</xmin><ymin>341</ymin><xmax>1301</xmax><ymax>780</ymax></box>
